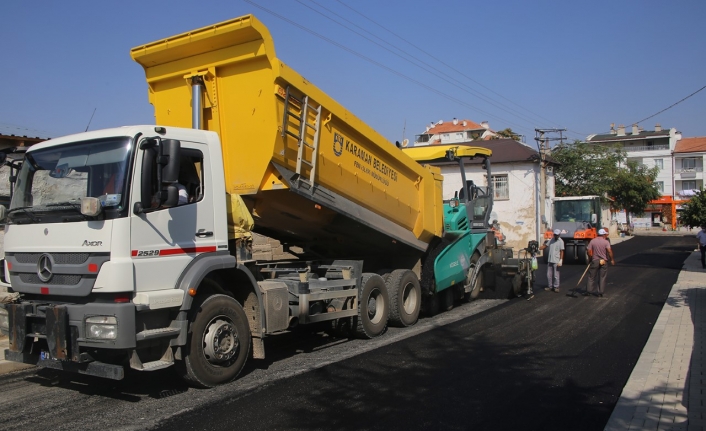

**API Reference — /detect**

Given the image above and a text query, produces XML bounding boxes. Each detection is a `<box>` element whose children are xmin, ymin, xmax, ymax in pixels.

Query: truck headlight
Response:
<box><xmin>0</xmin><ymin>308</ymin><xmax>8</xmax><ymax>333</ymax></box>
<box><xmin>85</xmin><ymin>316</ymin><xmax>118</xmax><ymax>340</ymax></box>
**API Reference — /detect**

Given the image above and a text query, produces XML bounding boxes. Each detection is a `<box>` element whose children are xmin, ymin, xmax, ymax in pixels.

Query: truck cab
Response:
<box><xmin>0</xmin><ymin>126</ymin><xmax>240</xmax><ymax>382</ymax></box>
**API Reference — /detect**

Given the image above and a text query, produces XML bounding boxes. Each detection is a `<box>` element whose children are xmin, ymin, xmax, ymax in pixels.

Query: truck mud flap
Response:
<box><xmin>7</xmin><ymin>303</ymin><xmax>31</xmax><ymax>352</ymax></box>
<box><xmin>4</xmin><ymin>350</ymin><xmax>125</xmax><ymax>380</ymax></box>
<box><xmin>45</xmin><ymin>305</ymin><xmax>69</xmax><ymax>360</ymax></box>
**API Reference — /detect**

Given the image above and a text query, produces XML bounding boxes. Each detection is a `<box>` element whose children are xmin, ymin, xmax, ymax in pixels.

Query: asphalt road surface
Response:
<box><xmin>0</xmin><ymin>235</ymin><xmax>693</xmax><ymax>431</ymax></box>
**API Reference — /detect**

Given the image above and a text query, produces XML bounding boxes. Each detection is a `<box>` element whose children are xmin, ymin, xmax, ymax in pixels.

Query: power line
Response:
<box><xmin>632</xmin><ymin>84</ymin><xmax>706</xmax><ymax>126</ymax></box>
<box><xmin>244</xmin><ymin>0</ymin><xmax>533</xmax><ymax>135</ymax></box>
<box><xmin>300</xmin><ymin>0</ymin><xmax>546</xmax><ymax>132</ymax></box>
<box><xmin>333</xmin><ymin>0</ymin><xmax>572</xmax><ymax>132</ymax></box>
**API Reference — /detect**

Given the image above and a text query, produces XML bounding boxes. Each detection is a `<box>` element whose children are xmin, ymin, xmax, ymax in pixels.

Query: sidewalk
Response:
<box><xmin>605</xmin><ymin>249</ymin><xmax>705</xmax><ymax>431</ymax></box>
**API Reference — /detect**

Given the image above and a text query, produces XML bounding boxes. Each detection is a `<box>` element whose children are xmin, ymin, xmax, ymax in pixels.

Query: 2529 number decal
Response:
<box><xmin>135</xmin><ymin>250</ymin><xmax>160</xmax><ymax>257</ymax></box>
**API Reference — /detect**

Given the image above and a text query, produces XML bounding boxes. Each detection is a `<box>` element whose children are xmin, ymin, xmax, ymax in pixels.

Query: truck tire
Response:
<box><xmin>565</xmin><ymin>243</ymin><xmax>576</xmax><ymax>264</ymax></box>
<box><xmin>354</xmin><ymin>273</ymin><xmax>389</xmax><ymax>339</ymax></box>
<box><xmin>440</xmin><ymin>287</ymin><xmax>454</xmax><ymax>311</ymax></box>
<box><xmin>423</xmin><ymin>291</ymin><xmax>440</xmax><ymax>316</ymax></box>
<box><xmin>463</xmin><ymin>254</ymin><xmax>483</xmax><ymax>302</ymax></box>
<box><xmin>386</xmin><ymin>269</ymin><xmax>421</xmax><ymax>327</ymax></box>
<box><xmin>577</xmin><ymin>244</ymin><xmax>588</xmax><ymax>265</ymax></box>
<box><xmin>176</xmin><ymin>294</ymin><xmax>251</xmax><ymax>388</ymax></box>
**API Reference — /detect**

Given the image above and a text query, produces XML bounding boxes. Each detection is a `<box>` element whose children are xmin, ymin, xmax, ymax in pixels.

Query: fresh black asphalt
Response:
<box><xmin>152</xmin><ymin>235</ymin><xmax>694</xmax><ymax>431</ymax></box>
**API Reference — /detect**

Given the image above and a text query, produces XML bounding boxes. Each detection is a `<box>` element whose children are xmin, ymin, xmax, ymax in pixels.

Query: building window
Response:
<box><xmin>682</xmin><ymin>180</ymin><xmax>696</xmax><ymax>190</ymax></box>
<box><xmin>654</xmin><ymin>159</ymin><xmax>663</xmax><ymax>169</ymax></box>
<box><xmin>492</xmin><ymin>174</ymin><xmax>509</xmax><ymax>200</ymax></box>
<box><xmin>655</xmin><ymin>181</ymin><xmax>664</xmax><ymax>192</ymax></box>
<box><xmin>683</xmin><ymin>158</ymin><xmax>696</xmax><ymax>169</ymax></box>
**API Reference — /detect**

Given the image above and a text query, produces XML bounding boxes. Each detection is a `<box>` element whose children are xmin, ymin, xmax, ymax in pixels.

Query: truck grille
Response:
<box><xmin>19</xmin><ymin>274</ymin><xmax>82</xmax><ymax>286</ymax></box>
<box><xmin>5</xmin><ymin>252</ymin><xmax>110</xmax><ymax>297</ymax></box>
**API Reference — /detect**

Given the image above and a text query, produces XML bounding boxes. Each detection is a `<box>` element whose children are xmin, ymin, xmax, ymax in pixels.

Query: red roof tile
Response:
<box><xmin>422</xmin><ymin>119</ymin><xmax>485</xmax><ymax>134</ymax></box>
<box><xmin>675</xmin><ymin>137</ymin><xmax>706</xmax><ymax>153</ymax></box>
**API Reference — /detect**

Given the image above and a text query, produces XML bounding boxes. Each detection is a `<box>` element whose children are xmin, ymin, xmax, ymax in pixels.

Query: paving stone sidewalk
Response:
<box><xmin>605</xmin><ymin>250</ymin><xmax>705</xmax><ymax>431</ymax></box>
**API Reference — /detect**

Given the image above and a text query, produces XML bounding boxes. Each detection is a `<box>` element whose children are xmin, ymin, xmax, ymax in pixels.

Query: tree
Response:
<box><xmin>608</xmin><ymin>160</ymin><xmax>661</xmax><ymax>225</ymax></box>
<box><xmin>678</xmin><ymin>188</ymin><xmax>706</xmax><ymax>228</ymax></box>
<box><xmin>494</xmin><ymin>128</ymin><xmax>522</xmax><ymax>141</ymax></box>
<box><xmin>550</xmin><ymin>141</ymin><xmax>624</xmax><ymax>198</ymax></box>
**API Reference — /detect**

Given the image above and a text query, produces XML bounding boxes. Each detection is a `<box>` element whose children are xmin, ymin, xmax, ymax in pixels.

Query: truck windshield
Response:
<box><xmin>9</xmin><ymin>137</ymin><xmax>132</xmax><ymax>221</ymax></box>
<box><xmin>553</xmin><ymin>200</ymin><xmax>594</xmax><ymax>223</ymax></box>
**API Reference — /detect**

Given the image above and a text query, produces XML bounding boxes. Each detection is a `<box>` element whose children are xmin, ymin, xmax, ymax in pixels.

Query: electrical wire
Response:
<box><xmin>244</xmin><ymin>0</ymin><xmax>534</xmax><ymax>135</ymax></box>
<box><xmin>301</xmin><ymin>0</ymin><xmax>546</xmax><ymax>132</ymax></box>
<box><xmin>334</xmin><ymin>0</ymin><xmax>578</xmax><ymax>135</ymax></box>
<box><xmin>632</xmin><ymin>84</ymin><xmax>706</xmax><ymax>126</ymax></box>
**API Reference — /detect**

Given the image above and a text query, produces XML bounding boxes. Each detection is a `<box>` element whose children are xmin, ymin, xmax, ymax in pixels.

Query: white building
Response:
<box><xmin>674</xmin><ymin>136</ymin><xmax>706</xmax><ymax>198</ymax></box>
<box><xmin>587</xmin><ymin>124</ymin><xmax>681</xmax><ymax>197</ymax></box>
<box><xmin>414</xmin><ymin>118</ymin><xmax>498</xmax><ymax>145</ymax></box>
<box><xmin>411</xmin><ymin>134</ymin><xmax>555</xmax><ymax>251</ymax></box>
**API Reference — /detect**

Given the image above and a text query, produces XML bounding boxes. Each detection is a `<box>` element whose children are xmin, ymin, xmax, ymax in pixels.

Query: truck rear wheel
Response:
<box><xmin>176</xmin><ymin>294</ymin><xmax>251</xmax><ymax>388</ymax></box>
<box><xmin>386</xmin><ymin>270</ymin><xmax>421</xmax><ymax>327</ymax></box>
<box><xmin>355</xmin><ymin>273</ymin><xmax>389</xmax><ymax>338</ymax></box>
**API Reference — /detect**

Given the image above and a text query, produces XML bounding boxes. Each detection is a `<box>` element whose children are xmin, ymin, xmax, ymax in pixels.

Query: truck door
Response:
<box><xmin>130</xmin><ymin>142</ymin><xmax>215</xmax><ymax>292</ymax></box>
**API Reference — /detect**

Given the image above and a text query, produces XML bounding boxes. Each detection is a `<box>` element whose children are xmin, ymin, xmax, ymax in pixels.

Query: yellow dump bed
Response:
<box><xmin>131</xmin><ymin>15</ymin><xmax>443</xmax><ymax>258</ymax></box>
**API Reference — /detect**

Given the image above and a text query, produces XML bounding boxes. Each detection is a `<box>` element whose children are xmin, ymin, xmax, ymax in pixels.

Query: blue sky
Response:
<box><xmin>2</xmin><ymin>0</ymin><xmax>704</xmax><ymax>145</ymax></box>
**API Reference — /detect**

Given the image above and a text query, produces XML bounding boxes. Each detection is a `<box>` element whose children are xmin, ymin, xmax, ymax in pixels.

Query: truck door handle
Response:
<box><xmin>195</xmin><ymin>231</ymin><xmax>213</xmax><ymax>238</ymax></box>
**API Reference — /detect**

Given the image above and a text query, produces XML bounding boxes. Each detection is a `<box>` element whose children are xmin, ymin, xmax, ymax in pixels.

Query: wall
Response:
<box><xmin>439</xmin><ymin>161</ymin><xmax>540</xmax><ymax>251</ymax></box>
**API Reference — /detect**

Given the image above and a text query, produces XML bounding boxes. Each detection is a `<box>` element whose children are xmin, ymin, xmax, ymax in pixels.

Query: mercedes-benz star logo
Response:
<box><xmin>37</xmin><ymin>254</ymin><xmax>54</xmax><ymax>282</ymax></box>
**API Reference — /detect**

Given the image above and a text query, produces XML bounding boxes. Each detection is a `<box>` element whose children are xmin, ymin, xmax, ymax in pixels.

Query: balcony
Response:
<box><xmin>675</xmin><ymin>167</ymin><xmax>703</xmax><ymax>174</ymax></box>
<box><xmin>623</xmin><ymin>144</ymin><xmax>669</xmax><ymax>152</ymax></box>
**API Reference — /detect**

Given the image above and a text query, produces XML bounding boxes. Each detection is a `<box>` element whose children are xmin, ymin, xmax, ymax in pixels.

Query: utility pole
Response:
<box><xmin>534</xmin><ymin>128</ymin><xmax>566</xmax><ymax>233</ymax></box>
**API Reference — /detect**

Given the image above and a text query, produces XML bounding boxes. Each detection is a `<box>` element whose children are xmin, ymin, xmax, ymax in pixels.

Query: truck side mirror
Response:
<box><xmin>160</xmin><ymin>139</ymin><xmax>181</xmax><ymax>184</ymax></box>
<box><xmin>136</xmin><ymin>137</ymin><xmax>182</xmax><ymax>213</ymax></box>
<box><xmin>591</xmin><ymin>213</ymin><xmax>597</xmax><ymax>224</ymax></box>
<box><xmin>160</xmin><ymin>139</ymin><xmax>181</xmax><ymax>208</ymax></box>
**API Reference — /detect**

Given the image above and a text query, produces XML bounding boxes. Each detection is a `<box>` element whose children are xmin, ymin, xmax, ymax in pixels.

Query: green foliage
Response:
<box><xmin>679</xmin><ymin>189</ymin><xmax>706</xmax><ymax>228</ymax></box>
<box><xmin>493</xmin><ymin>128</ymin><xmax>521</xmax><ymax>141</ymax></box>
<box><xmin>551</xmin><ymin>141</ymin><xmax>624</xmax><ymax>198</ymax></box>
<box><xmin>609</xmin><ymin>160</ymin><xmax>661</xmax><ymax>224</ymax></box>
<box><xmin>551</xmin><ymin>141</ymin><xmax>662</xmax><ymax>224</ymax></box>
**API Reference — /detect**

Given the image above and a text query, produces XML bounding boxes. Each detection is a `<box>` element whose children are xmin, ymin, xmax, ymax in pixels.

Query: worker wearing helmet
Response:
<box><xmin>585</xmin><ymin>229</ymin><xmax>615</xmax><ymax>298</ymax></box>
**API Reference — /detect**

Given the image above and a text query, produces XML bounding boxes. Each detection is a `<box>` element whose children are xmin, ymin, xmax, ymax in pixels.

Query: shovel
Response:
<box><xmin>568</xmin><ymin>262</ymin><xmax>591</xmax><ymax>297</ymax></box>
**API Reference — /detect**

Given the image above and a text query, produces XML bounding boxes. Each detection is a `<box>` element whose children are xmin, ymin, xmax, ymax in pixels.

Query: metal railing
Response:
<box><xmin>675</xmin><ymin>167</ymin><xmax>703</xmax><ymax>174</ymax></box>
<box><xmin>623</xmin><ymin>144</ymin><xmax>669</xmax><ymax>152</ymax></box>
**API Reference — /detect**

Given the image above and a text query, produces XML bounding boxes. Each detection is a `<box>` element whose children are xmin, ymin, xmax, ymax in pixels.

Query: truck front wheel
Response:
<box><xmin>355</xmin><ymin>274</ymin><xmax>389</xmax><ymax>338</ymax></box>
<box><xmin>176</xmin><ymin>294</ymin><xmax>251</xmax><ymax>388</ymax></box>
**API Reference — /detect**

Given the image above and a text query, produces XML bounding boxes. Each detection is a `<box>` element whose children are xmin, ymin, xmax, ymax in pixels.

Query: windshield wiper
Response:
<box><xmin>44</xmin><ymin>201</ymin><xmax>92</xmax><ymax>220</ymax></box>
<box><xmin>7</xmin><ymin>206</ymin><xmax>41</xmax><ymax>223</ymax></box>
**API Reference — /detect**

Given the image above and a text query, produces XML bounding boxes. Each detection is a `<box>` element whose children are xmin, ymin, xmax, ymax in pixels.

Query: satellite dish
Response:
<box><xmin>402</xmin><ymin>139</ymin><xmax>409</xmax><ymax>147</ymax></box>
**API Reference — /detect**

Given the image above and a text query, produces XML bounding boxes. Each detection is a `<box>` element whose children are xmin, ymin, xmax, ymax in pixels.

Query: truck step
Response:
<box><xmin>139</xmin><ymin>360</ymin><xmax>174</xmax><ymax>371</ymax></box>
<box><xmin>135</xmin><ymin>327</ymin><xmax>181</xmax><ymax>341</ymax></box>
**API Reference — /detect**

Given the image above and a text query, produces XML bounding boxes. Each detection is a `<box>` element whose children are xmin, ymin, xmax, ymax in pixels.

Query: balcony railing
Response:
<box><xmin>623</xmin><ymin>144</ymin><xmax>669</xmax><ymax>152</ymax></box>
<box><xmin>676</xmin><ymin>167</ymin><xmax>703</xmax><ymax>174</ymax></box>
